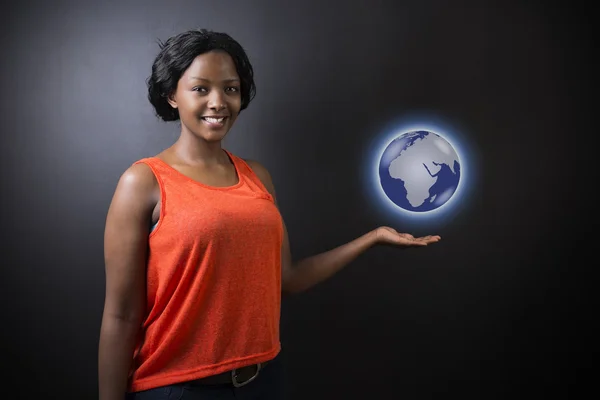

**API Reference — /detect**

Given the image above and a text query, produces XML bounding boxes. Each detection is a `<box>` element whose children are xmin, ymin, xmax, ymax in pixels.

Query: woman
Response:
<box><xmin>98</xmin><ymin>29</ymin><xmax>440</xmax><ymax>400</ymax></box>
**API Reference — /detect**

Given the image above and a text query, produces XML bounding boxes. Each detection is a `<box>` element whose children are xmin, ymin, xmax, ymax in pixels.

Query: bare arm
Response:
<box><xmin>98</xmin><ymin>163</ymin><xmax>158</xmax><ymax>400</ymax></box>
<box><xmin>280</xmin><ymin>221</ymin><xmax>379</xmax><ymax>294</ymax></box>
<box><xmin>246</xmin><ymin>160</ymin><xmax>441</xmax><ymax>295</ymax></box>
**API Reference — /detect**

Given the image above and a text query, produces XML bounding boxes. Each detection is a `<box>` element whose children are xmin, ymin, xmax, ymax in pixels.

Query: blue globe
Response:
<box><xmin>378</xmin><ymin>130</ymin><xmax>461</xmax><ymax>212</ymax></box>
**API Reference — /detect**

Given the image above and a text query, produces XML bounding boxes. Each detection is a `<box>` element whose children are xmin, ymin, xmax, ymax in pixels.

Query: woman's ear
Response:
<box><xmin>167</xmin><ymin>92</ymin><xmax>178</xmax><ymax>109</ymax></box>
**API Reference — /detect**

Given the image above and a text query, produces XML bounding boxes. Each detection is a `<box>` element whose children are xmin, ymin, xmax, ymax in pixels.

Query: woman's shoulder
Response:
<box><xmin>242</xmin><ymin>158</ymin><xmax>269</xmax><ymax>175</ymax></box>
<box><xmin>241</xmin><ymin>158</ymin><xmax>276</xmax><ymax>195</ymax></box>
<box><xmin>114</xmin><ymin>160</ymin><xmax>159</xmax><ymax>199</ymax></box>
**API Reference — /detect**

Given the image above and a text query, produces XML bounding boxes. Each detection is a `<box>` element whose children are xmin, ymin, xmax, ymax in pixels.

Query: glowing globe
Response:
<box><xmin>378</xmin><ymin>130</ymin><xmax>461</xmax><ymax>212</ymax></box>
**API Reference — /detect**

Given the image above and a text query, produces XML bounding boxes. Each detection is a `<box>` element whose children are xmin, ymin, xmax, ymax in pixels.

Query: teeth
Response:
<box><xmin>204</xmin><ymin>117</ymin><xmax>225</xmax><ymax>123</ymax></box>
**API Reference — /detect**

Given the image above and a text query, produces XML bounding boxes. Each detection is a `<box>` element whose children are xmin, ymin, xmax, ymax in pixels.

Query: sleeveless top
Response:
<box><xmin>127</xmin><ymin>150</ymin><xmax>283</xmax><ymax>392</ymax></box>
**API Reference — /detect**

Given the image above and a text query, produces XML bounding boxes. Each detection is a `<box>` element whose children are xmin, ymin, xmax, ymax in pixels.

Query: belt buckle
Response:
<box><xmin>231</xmin><ymin>363</ymin><xmax>262</xmax><ymax>388</ymax></box>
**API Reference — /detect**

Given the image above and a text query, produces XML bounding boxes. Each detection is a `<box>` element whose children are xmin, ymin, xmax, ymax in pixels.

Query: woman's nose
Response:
<box><xmin>207</xmin><ymin>90</ymin><xmax>226</xmax><ymax>110</ymax></box>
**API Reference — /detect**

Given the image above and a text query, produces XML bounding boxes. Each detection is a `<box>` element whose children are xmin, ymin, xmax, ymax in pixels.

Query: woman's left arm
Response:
<box><xmin>246</xmin><ymin>160</ymin><xmax>441</xmax><ymax>295</ymax></box>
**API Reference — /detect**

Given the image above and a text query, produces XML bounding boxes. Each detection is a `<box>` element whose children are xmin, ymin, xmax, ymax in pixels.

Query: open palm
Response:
<box><xmin>375</xmin><ymin>226</ymin><xmax>441</xmax><ymax>247</ymax></box>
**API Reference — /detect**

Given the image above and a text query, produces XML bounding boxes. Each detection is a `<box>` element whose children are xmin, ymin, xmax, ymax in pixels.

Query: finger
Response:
<box><xmin>395</xmin><ymin>238</ymin><xmax>424</xmax><ymax>246</ymax></box>
<box><xmin>413</xmin><ymin>238</ymin><xmax>435</xmax><ymax>245</ymax></box>
<box><xmin>418</xmin><ymin>235</ymin><xmax>440</xmax><ymax>241</ymax></box>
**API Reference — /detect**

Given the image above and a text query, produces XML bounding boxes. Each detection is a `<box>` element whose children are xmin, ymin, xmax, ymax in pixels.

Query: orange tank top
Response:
<box><xmin>127</xmin><ymin>150</ymin><xmax>283</xmax><ymax>392</ymax></box>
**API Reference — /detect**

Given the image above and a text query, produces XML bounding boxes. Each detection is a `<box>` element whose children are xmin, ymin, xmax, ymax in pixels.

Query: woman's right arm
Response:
<box><xmin>98</xmin><ymin>163</ymin><xmax>158</xmax><ymax>400</ymax></box>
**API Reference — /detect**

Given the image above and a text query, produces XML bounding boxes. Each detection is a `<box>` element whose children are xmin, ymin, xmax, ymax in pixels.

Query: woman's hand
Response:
<box><xmin>373</xmin><ymin>226</ymin><xmax>441</xmax><ymax>247</ymax></box>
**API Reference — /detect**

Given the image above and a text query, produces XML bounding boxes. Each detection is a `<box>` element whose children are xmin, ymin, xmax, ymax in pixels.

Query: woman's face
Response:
<box><xmin>168</xmin><ymin>50</ymin><xmax>242</xmax><ymax>143</ymax></box>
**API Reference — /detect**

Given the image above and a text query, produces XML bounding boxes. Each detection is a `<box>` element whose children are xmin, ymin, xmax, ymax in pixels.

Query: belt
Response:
<box><xmin>186</xmin><ymin>360</ymin><xmax>272</xmax><ymax>388</ymax></box>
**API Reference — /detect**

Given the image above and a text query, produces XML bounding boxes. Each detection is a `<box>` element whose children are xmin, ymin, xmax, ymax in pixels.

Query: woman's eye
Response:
<box><xmin>192</xmin><ymin>87</ymin><xmax>207</xmax><ymax>92</ymax></box>
<box><xmin>226</xmin><ymin>87</ymin><xmax>240</xmax><ymax>92</ymax></box>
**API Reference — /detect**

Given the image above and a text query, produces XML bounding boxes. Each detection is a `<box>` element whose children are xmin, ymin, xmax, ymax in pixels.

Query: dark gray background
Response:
<box><xmin>1</xmin><ymin>0</ymin><xmax>593</xmax><ymax>398</ymax></box>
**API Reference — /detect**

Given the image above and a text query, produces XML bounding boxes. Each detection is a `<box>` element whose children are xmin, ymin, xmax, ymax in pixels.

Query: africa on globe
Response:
<box><xmin>378</xmin><ymin>130</ymin><xmax>461</xmax><ymax>212</ymax></box>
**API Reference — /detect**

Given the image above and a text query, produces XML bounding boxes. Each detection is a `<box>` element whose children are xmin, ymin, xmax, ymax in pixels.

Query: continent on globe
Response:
<box><xmin>378</xmin><ymin>130</ymin><xmax>461</xmax><ymax>212</ymax></box>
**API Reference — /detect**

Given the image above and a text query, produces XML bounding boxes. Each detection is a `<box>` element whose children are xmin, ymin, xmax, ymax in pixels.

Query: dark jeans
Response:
<box><xmin>126</xmin><ymin>356</ymin><xmax>285</xmax><ymax>400</ymax></box>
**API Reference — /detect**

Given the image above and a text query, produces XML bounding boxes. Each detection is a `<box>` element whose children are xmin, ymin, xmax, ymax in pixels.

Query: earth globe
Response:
<box><xmin>378</xmin><ymin>130</ymin><xmax>461</xmax><ymax>212</ymax></box>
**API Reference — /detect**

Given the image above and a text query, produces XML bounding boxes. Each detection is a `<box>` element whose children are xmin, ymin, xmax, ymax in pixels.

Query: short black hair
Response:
<box><xmin>147</xmin><ymin>29</ymin><xmax>256</xmax><ymax>122</ymax></box>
